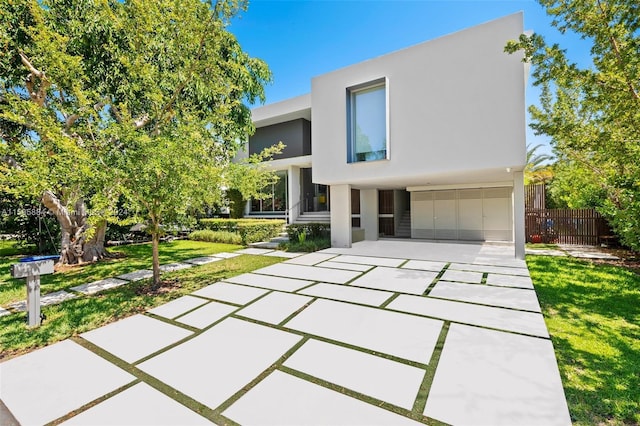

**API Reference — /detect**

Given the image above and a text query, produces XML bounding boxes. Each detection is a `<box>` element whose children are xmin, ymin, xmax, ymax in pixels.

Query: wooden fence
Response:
<box><xmin>525</xmin><ymin>208</ymin><xmax>613</xmax><ymax>245</ymax></box>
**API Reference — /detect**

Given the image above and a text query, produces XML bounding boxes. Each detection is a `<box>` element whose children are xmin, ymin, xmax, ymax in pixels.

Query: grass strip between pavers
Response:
<box><xmin>412</xmin><ymin>322</ymin><xmax>450</xmax><ymax>414</ymax></box>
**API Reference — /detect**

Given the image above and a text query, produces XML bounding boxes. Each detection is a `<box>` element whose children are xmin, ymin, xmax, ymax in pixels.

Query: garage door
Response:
<box><xmin>410</xmin><ymin>187</ymin><xmax>512</xmax><ymax>241</ymax></box>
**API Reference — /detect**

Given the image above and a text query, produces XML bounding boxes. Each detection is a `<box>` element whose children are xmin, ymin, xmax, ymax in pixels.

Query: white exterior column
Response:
<box><xmin>361</xmin><ymin>189</ymin><xmax>378</xmax><ymax>241</ymax></box>
<box><xmin>513</xmin><ymin>172</ymin><xmax>525</xmax><ymax>259</ymax></box>
<box><xmin>330</xmin><ymin>184</ymin><xmax>352</xmax><ymax>248</ymax></box>
<box><xmin>287</xmin><ymin>166</ymin><xmax>300</xmax><ymax>224</ymax></box>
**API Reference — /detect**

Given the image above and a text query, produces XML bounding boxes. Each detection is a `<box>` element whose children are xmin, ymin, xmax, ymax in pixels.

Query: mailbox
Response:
<box><xmin>11</xmin><ymin>256</ymin><xmax>57</xmax><ymax>327</ymax></box>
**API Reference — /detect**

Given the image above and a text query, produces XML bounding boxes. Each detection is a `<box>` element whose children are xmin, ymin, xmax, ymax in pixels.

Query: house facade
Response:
<box><xmin>243</xmin><ymin>13</ymin><xmax>528</xmax><ymax>259</ymax></box>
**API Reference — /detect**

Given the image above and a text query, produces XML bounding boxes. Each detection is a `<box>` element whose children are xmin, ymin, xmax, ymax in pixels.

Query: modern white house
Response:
<box><xmin>243</xmin><ymin>13</ymin><xmax>528</xmax><ymax>259</ymax></box>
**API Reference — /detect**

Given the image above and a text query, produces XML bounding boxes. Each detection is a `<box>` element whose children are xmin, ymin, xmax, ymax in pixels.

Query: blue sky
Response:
<box><xmin>230</xmin><ymin>0</ymin><xmax>593</xmax><ymax>158</ymax></box>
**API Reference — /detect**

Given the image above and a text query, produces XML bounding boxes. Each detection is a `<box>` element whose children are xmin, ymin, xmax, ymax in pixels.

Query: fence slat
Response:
<box><xmin>525</xmin><ymin>208</ymin><xmax>612</xmax><ymax>246</ymax></box>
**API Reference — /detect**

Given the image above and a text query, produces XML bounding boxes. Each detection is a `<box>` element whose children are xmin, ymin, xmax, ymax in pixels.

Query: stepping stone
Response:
<box><xmin>253</xmin><ymin>263</ymin><xmax>360</xmax><ymax>285</ymax></box>
<box><xmin>117</xmin><ymin>269</ymin><xmax>153</xmax><ymax>281</ymax></box>
<box><xmin>159</xmin><ymin>262</ymin><xmax>192</xmax><ymax>272</ymax></box>
<box><xmin>183</xmin><ymin>257</ymin><xmax>223</xmax><ymax>266</ymax></box>
<box><xmin>175</xmin><ymin>301</ymin><xmax>237</xmax><ymax>329</ymax></box>
<box><xmin>429</xmin><ymin>281</ymin><xmax>542</xmax><ymax>312</ymax></box>
<box><xmin>191</xmin><ymin>282</ymin><xmax>268</xmax><ymax>305</ymax></box>
<box><xmin>226</xmin><ymin>273</ymin><xmax>312</xmax><ymax>292</ymax></box>
<box><xmin>0</xmin><ymin>306</ymin><xmax>10</xmax><ymax>317</ymax></box>
<box><xmin>263</xmin><ymin>250</ymin><xmax>303</xmax><ymax>258</ymax></box>
<box><xmin>237</xmin><ymin>292</ymin><xmax>312</xmax><ymax>325</ymax></box>
<box><xmin>486</xmin><ymin>273</ymin><xmax>534</xmax><ymax>289</ymax></box>
<box><xmin>210</xmin><ymin>252</ymin><xmax>241</xmax><ymax>259</ymax></box>
<box><xmin>138</xmin><ymin>318</ymin><xmax>302</xmax><ymax>409</ymax></box>
<box><xmin>401</xmin><ymin>260</ymin><xmax>447</xmax><ymax>272</ymax></box>
<box><xmin>286</xmin><ymin>299</ymin><xmax>443</xmax><ymax>364</ymax></box>
<box><xmin>284</xmin><ymin>339</ymin><xmax>425</xmax><ymax>409</ymax></box>
<box><xmin>349</xmin><ymin>267</ymin><xmax>437</xmax><ymax>295</ymax></box>
<box><xmin>331</xmin><ymin>254</ymin><xmax>405</xmax><ymax>268</ymax></box>
<box><xmin>298</xmin><ymin>283</ymin><xmax>393</xmax><ymax>307</ymax></box>
<box><xmin>0</xmin><ymin>340</ymin><xmax>134</xmax><ymax>426</ymax></box>
<box><xmin>61</xmin><ymin>382</ymin><xmax>214</xmax><ymax>425</ymax></box>
<box><xmin>8</xmin><ymin>290</ymin><xmax>76</xmax><ymax>312</ymax></box>
<box><xmin>424</xmin><ymin>324</ymin><xmax>571</xmax><ymax>425</ymax></box>
<box><xmin>387</xmin><ymin>295</ymin><xmax>549</xmax><ymax>338</ymax></box>
<box><xmin>439</xmin><ymin>269</ymin><xmax>483</xmax><ymax>284</ymax></box>
<box><xmin>81</xmin><ymin>314</ymin><xmax>192</xmax><ymax>363</ymax></box>
<box><xmin>235</xmin><ymin>248</ymin><xmax>274</xmax><ymax>255</ymax></box>
<box><xmin>284</xmin><ymin>252</ymin><xmax>338</xmax><ymax>265</ymax></box>
<box><xmin>316</xmin><ymin>261</ymin><xmax>373</xmax><ymax>272</ymax></box>
<box><xmin>449</xmin><ymin>263</ymin><xmax>530</xmax><ymax>276</ymax></box>
<box><xmin>71</xmin><ymin>278</ymin><xmax>128</xmax><ymax>295</ymax></box>
<box><xmin>223</xmin><ymin>370</ymin><xmax>421</xmax><ymax>425</ymax></box>
<box><xmin>148</xmin><ymin>295</ymin><xmax>208</xmax><ymax>319</ymax></box>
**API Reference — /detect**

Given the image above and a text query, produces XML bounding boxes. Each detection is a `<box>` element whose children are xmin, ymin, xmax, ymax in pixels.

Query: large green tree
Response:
<box><xmin>506</xmin><ymin>0</ymin><xmax>640</xmax><ymax>249</ymax></box>
<box><xmin>1</xmin><ymin>0</ymin><xmax>276</xmax><ymax>283</ymax></box>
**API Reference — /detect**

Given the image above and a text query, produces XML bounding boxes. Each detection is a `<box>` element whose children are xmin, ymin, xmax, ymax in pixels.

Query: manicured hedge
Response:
<box><xmin>199</xmin><ymin>218</ymin><xmax>285</xmax><ymax>245</ymax></box>
<box><xmin>188</xmin><ymin>230</ymin><xmax>242</xmax><ymax>245</ymax></box>
<box><xmin>286</xmin><ymin>223</ymin><xmax>330</xmax><ymax>241</ymax></box>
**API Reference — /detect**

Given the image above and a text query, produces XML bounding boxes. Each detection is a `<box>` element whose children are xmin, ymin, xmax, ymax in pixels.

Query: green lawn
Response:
<box><xmin>527</xmin><ymin>255</ymin><xmax>640</xmax><ymax>425</ymax></box>
<box><xmin>0</xmin><ymin>239</ymin><xmax>244</xmax><ymax>306</ymax></box>
<box><xmin>0</xmin><ymin>240</ymin><xmax>284</xmax><ymax>359</ymax></box>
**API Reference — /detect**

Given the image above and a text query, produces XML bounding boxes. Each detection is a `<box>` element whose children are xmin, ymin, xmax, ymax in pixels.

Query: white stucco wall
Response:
<box><xmin>311</xmin><ymin>13</ymin><xmax>527</xmax><ymax>188</ymax></box>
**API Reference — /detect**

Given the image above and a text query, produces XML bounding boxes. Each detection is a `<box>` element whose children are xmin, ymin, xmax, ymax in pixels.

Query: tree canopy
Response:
<box><xmin>506</xmin><ymin>0</ymin><xmax>640</xmax><ymax>250</ymax></box>
<box><xmin>1</xmin><ymin>0</ymin><xmax>279</xmax><ymax>285</ymax></box>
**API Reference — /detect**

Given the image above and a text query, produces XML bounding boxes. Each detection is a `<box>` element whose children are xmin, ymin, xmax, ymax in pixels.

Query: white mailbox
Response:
<box><xmin>10</xmin><ymin>259</ymin><xmax>55</xmax><ymax>327</ymax></box>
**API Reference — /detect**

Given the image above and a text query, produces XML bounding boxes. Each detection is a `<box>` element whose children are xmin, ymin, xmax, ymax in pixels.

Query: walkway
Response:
<box><xmin>0</xmin><ymin>241</ymin><xmax>571</xmax><ymax>425</ymax></box>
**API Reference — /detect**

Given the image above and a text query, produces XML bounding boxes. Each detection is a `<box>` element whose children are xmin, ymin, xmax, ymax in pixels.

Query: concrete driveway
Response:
<box><xmin>0</xmin><ymin>241</ymin><xmax>571</xmax><ymax>425</ymax></box>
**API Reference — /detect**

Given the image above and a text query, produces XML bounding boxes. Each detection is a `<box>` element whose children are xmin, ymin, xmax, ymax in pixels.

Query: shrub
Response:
<box><xmin>188</xmin><ymin>230</ymin><xmax>242</xmax><ymax>245</ymax></box>
<box><xmin>198</xmin><ymin>218</ymin><xmax>284</xmax><ymax>245</ymax></box>
<box><xmin>286</xmin><ymin>223</ymin><xmax>330</xmax><ymax>241</ymax></box>
<box><xmin>282</xmin><ymin>237</ymin><xmax>331</xmax><ymax>253</ymax></box>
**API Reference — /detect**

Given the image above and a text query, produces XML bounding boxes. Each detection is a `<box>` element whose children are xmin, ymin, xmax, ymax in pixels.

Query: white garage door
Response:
<box><xmin>410</xmin><ymin>187</ymin><xmax>512</xmax><ymax>241</ymax></box>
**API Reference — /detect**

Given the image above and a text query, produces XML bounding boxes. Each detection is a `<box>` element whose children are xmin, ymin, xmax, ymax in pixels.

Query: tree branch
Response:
<box><xmin>19</xmin><ymin>51</ymin><xmax>50</xmax><ymax>106</ymax></box>
<box><xmin>595</xmin><ymin>0</ymin><xmax>640</xmax><ymax>101</ymax></box>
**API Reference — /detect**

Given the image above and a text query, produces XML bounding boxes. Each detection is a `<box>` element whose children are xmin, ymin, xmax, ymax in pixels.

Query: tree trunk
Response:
<box><xmin>41</xmin><ymin>190</ymin><xmax>108</xmax><ymax>265</ymax></box>
<box><xmin>151</xmin><ymin>230</ymin><xmax>161</xmax><ymax>289</ymax></box>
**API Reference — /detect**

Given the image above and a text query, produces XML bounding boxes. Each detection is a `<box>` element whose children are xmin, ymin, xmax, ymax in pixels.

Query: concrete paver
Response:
<box><xmin>401</xmin><ymin>259</ymin><xmax>447</xmax><ymax>272</ymax></box>
<box><xmin>254</xmin><ymin>263</ymin><xmax>361</xmax><ymax>284</ymax></box>
<box><xmin>184</xmin><ymin>257</ymin><xmax>223</xmax><ymax>266</ymax></box>
<box><xmin>284</xmin><ymin>339</ymin><xmax>425</xmax><ymax>409</ymax></box>
<box><xmin>148</xmin><ymin>295</ymin><xmax>208</xmax><ymax>319</ymax></box>
<box><xmin>0</xmin><ymin>340</ymin><xmax>134</xmax><ymax>426</ymax></box>
<box><xmin>284</xmin><ymin>252</ymin><xmax>337</xmax><ymax>265</ymax></box>
<box><xmin>158</xmin><ymin>262</ymin><xmax>193</xmax><ymax>272</ymax></box>
<box><xmin>486</xmin><ymin>273</ymin><xmax>534</xmax><ymax>289</ymax></box>
<box><xmin>117</xmin><ymin>269</ymin><xmax>153</xmax><ymax>281</ymax></box>
<box><xmin>60</xmin><ymin>383</ymin><xmax>215</xmax><ymax>425</ymax></box>
<box><xmin>332</xmin><ymin>254</ymin><xmax>406</xmax><ymax>267</ymax></box>
<box><xmin>226</xmin><ymin>272</ymin><xmax>312</xmax><ymax>292</ymax></box>
<box><xmin>388</xmin><ymin>294</ymin><xmax>549</xmax><ymax>338</ymax></box>
<box><xmin>298</xmin><ymin>282</ymin><xmax>394</xmax><ymax>306</ymax></box>
<box><xmin>81</xmin><ymin>314</ymin><xmax>192</xmax><ymax>363</ymax></box>
<box><xmin>349</xmin><ymin>266</ymin><xmax>437</xmax><ymax>295</ymax></box>
<box><xmin>236</xmin><ymin>247</ymin><xmax>274</xmax><ymax>255</ymax></box>
<box><xmin>138</xmin><ymin>317</ymin><xmax>302</xmax><ymax>409</ymax></box>
<box><xmin>316</xmin><ymin>260</ymin><xmax>374</xmax><ymax>272</ymax></box>
<box><xmin>222</xmin><ymin>370</ymin><xmax>423</xmax><ymax>426</ymax></box>
<box><xmin>440</xmin><ymin>269</ymin><xmax>483</xmax><ymax>284</ymax></box>
<box><xmin>448</xmin><ymin>263</ymin><xmax>529</xmax><ymax>276</ymax></box>
<box><xmin>9</xmin><ymin>290</ymin><xmax>76</xmax><ymax>312</ymax></box>
<box><xmin>285</xmin><ymin>299</ymin><xmax>443</xmax><ymax>364</ymax></box>
<box><xmin>236</xmin><ymin>291</ymin><xmax>312</xmax><ymax>325</ymax></box>
<box><xmin>191</xmin><ymin>282</ymin><xmax>268</xmax><ymax>305</ymax></box>
<box><xmin>424</xmin><ymin>324</ymin><xmax>571</xmax><ymax>426</ymax></box>
<box><xmin>71</xmin><ymin>277</ymin><xmax>128</xmax><ymax>295</ymax></box>
<box><xmin>175</xmin><ymin>301</ymin><xmax>237</xmax><ymax>329</ymax></box>
<box><xmin>429</xmin><ymin>281</ymin><xmax>542</xmax><ymax>312</ymax></box>
<box><xmin>263</xmin><ymin>250</ymin><xmax>303</xmax><ymax>258</ymax></box>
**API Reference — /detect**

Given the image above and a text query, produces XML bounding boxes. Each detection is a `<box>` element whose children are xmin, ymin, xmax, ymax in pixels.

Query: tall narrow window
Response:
<box><xmin>348</xmin><ymin>81</ymin><xmax>387</xmax><ymax>163</ymax></box>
